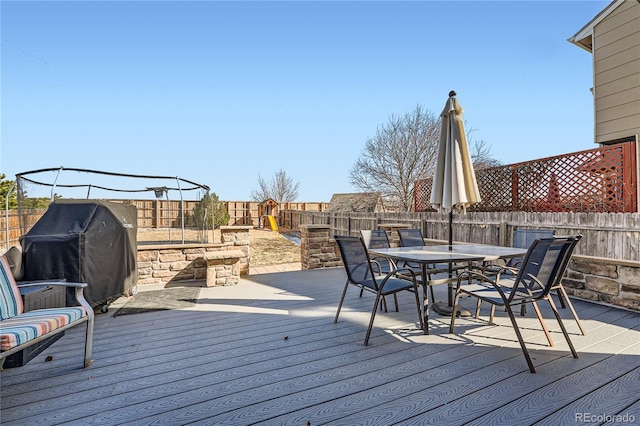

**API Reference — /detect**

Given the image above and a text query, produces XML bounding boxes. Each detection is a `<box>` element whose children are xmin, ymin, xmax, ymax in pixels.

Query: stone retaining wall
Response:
<box><xmin>137</xmin><ymin>226</ymin><xmax>251</xmax><ymax>286</ymax></box>
<box><xmin>565</xmin><ymin>257</ymin><xmax>640</xmax><ymax>311</ymax></box>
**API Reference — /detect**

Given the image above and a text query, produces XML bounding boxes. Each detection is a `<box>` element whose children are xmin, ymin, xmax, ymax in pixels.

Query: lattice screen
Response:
<box><xmin>415</xmin><ymin>142</ymin><xmax>637</xmax><ymax>213</ymax></box>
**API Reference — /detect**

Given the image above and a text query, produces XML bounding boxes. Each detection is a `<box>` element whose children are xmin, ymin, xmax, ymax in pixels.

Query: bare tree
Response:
<box><xmin>471</xmin><ymin>140</ymin><xmax>502</xmax><ymax>169</ymax></box>
<box><xmin>251</xmin><ymin>168</ymin><xmax>300</xmax><ymax>202</ymax></box>
<box><xmin>349</xmin><ymin>105</ymin><xmax>440</xmax><ymax>211</ymax></box>
<box><xmin>466</xmin><ymin>126</ymin><xmax>502</xmax><ymax>169</ymax></box>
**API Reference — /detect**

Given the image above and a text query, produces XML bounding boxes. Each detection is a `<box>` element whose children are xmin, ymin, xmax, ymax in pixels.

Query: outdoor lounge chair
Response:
<box><xmin>334</xmin><ymin>235</ymin><xmax>424</xmax><ymax>345</ymax></box>
<box><xmin>449</xmin><ymin>235</ymin><xmax>582</xmax><ymax>373</ymax></box>
<box><xmin>0</xmin><ymin>255</ymin><xmax>94</xmax><ymax>370</ymax></box>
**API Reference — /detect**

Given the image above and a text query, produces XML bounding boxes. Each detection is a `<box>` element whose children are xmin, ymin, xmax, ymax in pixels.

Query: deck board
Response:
<box><xmin>1</xmin><ymin>267</ymin><xmax>639</xmax><ymax>425</ymax></box>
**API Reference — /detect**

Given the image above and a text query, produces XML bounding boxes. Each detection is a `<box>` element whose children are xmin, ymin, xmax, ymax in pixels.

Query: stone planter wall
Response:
<box><xmin>564</xmin><ymin>256</ymin><xmax>640</xmax><ymax>311</ymax></box>
<box><xmin>136</xmin><ymin>226</ymin><xmax>251</xmax><ymax>287</ymax></box>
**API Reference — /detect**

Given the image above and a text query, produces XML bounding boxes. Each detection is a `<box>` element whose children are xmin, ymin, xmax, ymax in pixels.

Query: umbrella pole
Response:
<box><xmin>434</xmin><ymin>209</ymin><xmax>468</xmax><ymax>316</ymax></box>
<box><xmin>448</xmin><ymin>211</ymin><xmax>453</xmax><ymax>249</ymax></box>
<box><xmin>448</xmin><ymin>210</ymin><xmax>453</xmax><ymax>306</ymax></box>
<box><xmin>436</xmin><ymin>210</ymin><xmax>469</xmax><ymax>315</ymax></box>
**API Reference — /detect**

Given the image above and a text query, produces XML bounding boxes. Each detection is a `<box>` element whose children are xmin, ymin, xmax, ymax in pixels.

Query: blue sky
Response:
<box><xmin>1</xmin><ymin>0</ymin><xmax>609</xmax><ymax>202</ymax></box>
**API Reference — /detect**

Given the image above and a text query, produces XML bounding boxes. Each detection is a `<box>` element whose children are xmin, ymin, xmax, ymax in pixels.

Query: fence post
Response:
<box><xmin>621</xmin><ymin>141</ymin><xmax>638</xmax><ymax>212</ymax></box>
<box><xmin>499</xmin><ymin>221</ymin><xmax>508</xmax><ymax>246</ymax></box>
<box><xmin>511</xmin><ymin>165</ymin><xmax>519</xmax><ymax>211</ymax></box>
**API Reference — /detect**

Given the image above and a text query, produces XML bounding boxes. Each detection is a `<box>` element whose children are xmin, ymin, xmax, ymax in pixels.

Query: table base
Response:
<box><xmin>432</xmin><ymin>301</ymin><xmax>472</xmax><ymax>317</ymax></box>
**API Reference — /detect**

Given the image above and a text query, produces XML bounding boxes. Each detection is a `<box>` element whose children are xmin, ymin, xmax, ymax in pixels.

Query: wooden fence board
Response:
<box><xmin>281</xmin><ymin>210</ymin><xmax>640</xmax><ymax>261</ymax></box>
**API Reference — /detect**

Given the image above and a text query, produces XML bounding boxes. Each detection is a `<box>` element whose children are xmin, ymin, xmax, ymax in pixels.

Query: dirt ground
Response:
<box><xmin>137</xmin><ymin>228</ymin><xmax>301</xmax><ymax>267</ymax></box>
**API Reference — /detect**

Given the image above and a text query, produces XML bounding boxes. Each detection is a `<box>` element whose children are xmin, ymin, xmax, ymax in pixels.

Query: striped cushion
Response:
<box><xmin>0</xmin><ymin>255</ymin><xmax>23</xmax><ymax>320</ymax></box>
<box><xmin>0</xmin><ymin>307</ymin><xmax>86</xmax><ymax>350</ymax></box>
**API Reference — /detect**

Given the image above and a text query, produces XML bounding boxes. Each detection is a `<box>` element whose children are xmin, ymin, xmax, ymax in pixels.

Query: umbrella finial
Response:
<box><xmin>449</xmin><ymin>90</ymin><xmax>456</xmax><ymax>97</ymax></box>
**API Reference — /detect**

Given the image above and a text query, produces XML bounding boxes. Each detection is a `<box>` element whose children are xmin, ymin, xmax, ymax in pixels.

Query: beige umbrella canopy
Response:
<box><xmin>431</xmin><ymin>91</ymin><xmax>481</xmax><ymax>247</ymax></box>
<box><xmin>430</xmin><ymin>91</ymin><xmax>481</xmax><ymax>314</ymax></box>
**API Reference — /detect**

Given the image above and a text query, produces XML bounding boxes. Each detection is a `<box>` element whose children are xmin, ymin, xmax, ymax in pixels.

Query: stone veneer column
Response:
<box><xmin>220</xmin><ymin>226</ymin><xmax>252</xmax><ymax>276</ymax></box>
<box><xmin>300</xmin><ymin>224</ymin><xmax>341</xmax><ymax>270</ymax></box>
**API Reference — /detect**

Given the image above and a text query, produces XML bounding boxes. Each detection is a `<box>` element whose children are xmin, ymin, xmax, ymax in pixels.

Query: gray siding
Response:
<box><xmin>593</xmin><ymin>0</ymin><xmax>640</xmax><ymax>143</ymax></box>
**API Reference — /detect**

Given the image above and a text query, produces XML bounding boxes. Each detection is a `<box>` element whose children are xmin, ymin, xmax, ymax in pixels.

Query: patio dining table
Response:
<box><xmin>367</xmin><ymin>243</ymin><xmax>528</xmax><ymax>334</ymax></box>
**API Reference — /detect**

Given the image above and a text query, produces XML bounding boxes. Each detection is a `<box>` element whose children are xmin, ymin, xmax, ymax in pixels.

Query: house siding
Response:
<box><xmin>593</xmin><ymin>0</ymin><xmax>640</xmax><ymax>143</ymax></box>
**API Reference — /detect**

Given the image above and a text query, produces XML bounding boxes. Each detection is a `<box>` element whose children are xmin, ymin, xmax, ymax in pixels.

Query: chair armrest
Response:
<box><xmin>369</xmin><ymin>259</ymin><xmax>381</xmax><ymax>274</ymax></box>
<box><xmin>18</xmin><ymin>281</ymin><xmax>88</xmax><ymax>289</ymax></box>
<box><xmin>389</xmin><ymin>267</ymin><xmax>417</xmax><ymax>278</ymax></box>
<box><xmin>455</xmin><ymin>269</ymin><xmax>508</xmax><ymax>298</ymax></box>
<box><xmin>479</xmin><ymin>264</ymin><xmax>518</xmax><ymax>276</ymax></box>
<box><xmin>379</xmin><ymin>267</ymin><xmax>417</xmax><ymax>287</ymax></box>
<box><xmin>17</xmin><ymin>282</ymin><xmax>92</xmax><ymax>312</ymax></box>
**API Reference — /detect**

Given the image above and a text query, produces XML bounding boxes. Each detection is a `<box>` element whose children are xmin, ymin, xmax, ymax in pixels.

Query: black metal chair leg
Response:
<box><xmin>504</xmin><ymin>304</ymin><xmax>537</xmax><ymax>373</ymax></box>
<box><xmin>556</xmin><ymin>286</ymin><xmax>585</xmax><ymax>335</ymax></box>
<box><xmin>547</xmin><ymin>296</ymin><xmax>579</xmax><ymax>359</ymax></box>
<box><xmin>531</xmin><ymin>300</ymin><xmax>554</xmax><ymax>347</ymax></box>
<box><xmin>365</xmin><ymin>292</ymin><xmax>383</xmax><ymax>346</ymax></box>
<box><xmin>334</xmin><ymin>280</ymin><xmax>350</xmax><ymax>323</ymax></box>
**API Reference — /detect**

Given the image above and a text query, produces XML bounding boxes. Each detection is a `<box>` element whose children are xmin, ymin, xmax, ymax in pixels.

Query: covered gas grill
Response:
<box><xmin>21</xmin><ymin>199</ymin><xmax>138</xmax><ymax>312</ymax></box>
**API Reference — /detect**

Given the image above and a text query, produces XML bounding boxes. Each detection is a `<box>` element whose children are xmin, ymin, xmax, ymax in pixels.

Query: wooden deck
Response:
<box><xmin>1</xmin><ymin>267</ymin><xmax>639</xmax><ymax>425</ymax></box>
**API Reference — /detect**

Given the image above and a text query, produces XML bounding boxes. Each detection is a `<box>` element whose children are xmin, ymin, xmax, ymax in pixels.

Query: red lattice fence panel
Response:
<box><xmin>415</xmin><ymin>142</ymin><xmax>637</xmax><ymax>213</ymax></box>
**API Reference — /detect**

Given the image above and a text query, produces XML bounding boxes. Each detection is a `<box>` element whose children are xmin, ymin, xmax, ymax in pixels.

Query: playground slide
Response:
<box><xmin>268</xmin><ymin>215</ymin><xmax>279</xmax><ymax>231</ymax></box>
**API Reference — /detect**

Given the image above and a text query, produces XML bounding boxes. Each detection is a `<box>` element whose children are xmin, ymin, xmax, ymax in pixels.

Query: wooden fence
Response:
<box><xmin>278</xmin><ymin>210</ymin><xmax>640</xmax><ymax>262</ymax></box>
<box><xmin>221</xmin><ymin>201</ymin><xmax>327</xmax><ymax>226</ymax></box>
<box><xmin>2</xmin><ymin>200</ymin><xmax>328</xmax><ymax>250</ymax></box>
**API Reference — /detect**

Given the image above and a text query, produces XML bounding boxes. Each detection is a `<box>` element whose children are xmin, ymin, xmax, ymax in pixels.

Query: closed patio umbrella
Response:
<box><xmin>430</xmin><ymin>91</ymin><xmax>481</xmax><ymax>314</ymax></box>
<box><xmin>431</xmin><ymin>91</ymin><xmax>481</xmax><ymax>246</ymax></box>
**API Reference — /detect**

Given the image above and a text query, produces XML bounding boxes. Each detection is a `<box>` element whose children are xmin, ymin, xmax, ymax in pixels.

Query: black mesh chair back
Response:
<box><xmin>397</xmin><ymin>228</ymin><xmax>425</xmax><ymax>247</ymax></box>
<box><xmin>396</xmin><ymin>228</ymin><xmax>424</xmax><ymax>270</ymax></box>
<box><xmin>508</xmin><ymin>228</ymin><xmax>554</xmax><ymax>267</ymax></box>
<box><xmin>361</xmin><ymin>230</ymin><xmax>390</xmax><ymax>250</ymax></box>
<box><xmin>512</xmin><ymin>229</ymin><xmax>555</xmax><ymax>249</ymax></box>
<box><xmin>361</xmin><ymin>230</ymin><xmax>394</xmax><ymax>274</ymax></box>
<box><xmin>335</xmin><ymin>235</ymin><xmax>378</xmax><ymax>292</ymax></box>
<box><xmin>509</xmin><ymin>236</ymin><xmax>580</xmax><ymax>303</ymax></box>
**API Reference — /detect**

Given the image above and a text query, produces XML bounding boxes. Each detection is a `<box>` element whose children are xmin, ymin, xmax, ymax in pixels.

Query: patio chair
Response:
<box><xmin>334</xmin><ymin>235</ymin><xmax>424</xmax><ymax>345</ymax></box>
<box><xmin>397</xmin><ymin>228</ymin><xmax>426</xmax><ymax>248</ymax></box>
<box><xmin>502</xmin><ymin>229</ymin><xmax>584</xmax><ymax>334</ymax></box>
<box><xmin>489</xmin><ymin>229</ymin><xmax>556</xmax><ymax>317</ymax></box>
<box><xmin>397</xmin><ymin>228</ymin><xmax>455</xmax><ymax>302</ymax></box>
<box><xmin>360</xmin><ymin>229</ymin><xmax>399</xmax><ymax>306</ymax></box>
<box><xmin>0</xmin><ymin>255</ymin><xmax>95</xmax><ymax>370</ymax></box>
<box><xmin>449</xmin><ymin>235</ymin><xmax>582</xmax><ymax>373</ymax></box>
<box><xmin>360</xmin><ymin>230</ymin><xmax>395</xmax><ymax>274</ymax></box>
<box><xmin>360</xmin><ymin>230</ymin><xmax>396</xmax><ymax>304</ymax></box>
<box><xmin>507</xmin><ymin>228</ymin><xmax>555</xmax><ymax>268</ymax></box>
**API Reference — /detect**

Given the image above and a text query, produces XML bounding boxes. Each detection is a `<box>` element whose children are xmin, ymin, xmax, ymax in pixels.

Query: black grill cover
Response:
<box><xmin>20</xmin><ymin>199</ymin><xmax>138</xmax><ymax>308</ymax></box>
